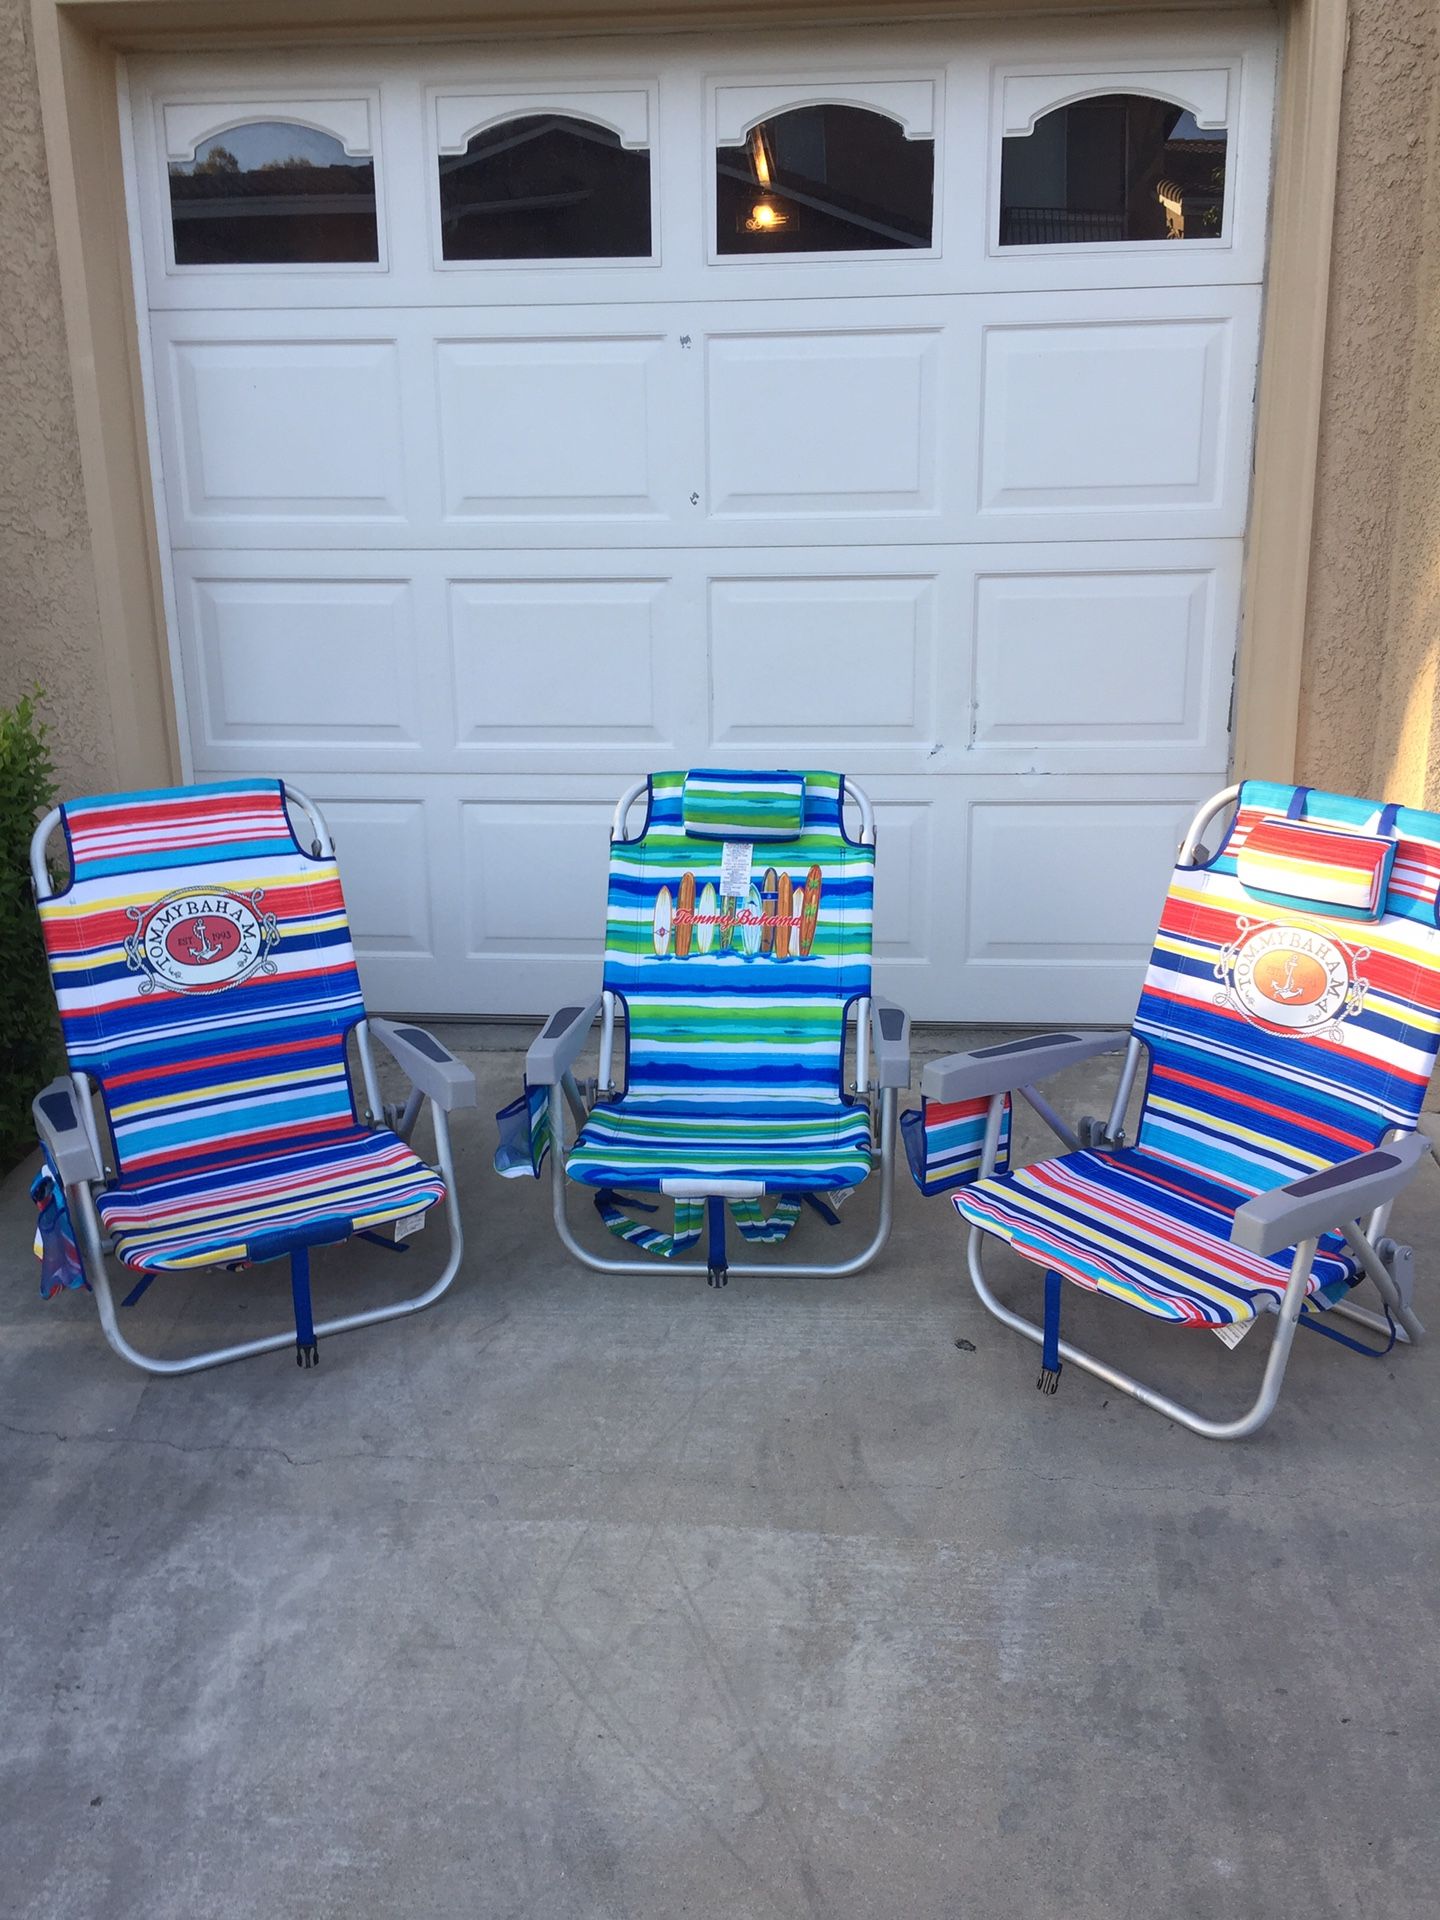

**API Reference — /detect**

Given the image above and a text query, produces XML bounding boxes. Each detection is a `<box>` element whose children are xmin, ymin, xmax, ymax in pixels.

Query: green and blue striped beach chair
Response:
<box><xmin>517</xmin><ymin>769</ymin><xmax>910</xmax><ymax>1284</ymax></box>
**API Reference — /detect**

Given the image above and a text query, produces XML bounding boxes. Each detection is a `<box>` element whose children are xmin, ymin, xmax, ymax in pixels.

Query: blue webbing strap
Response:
<box><xmin>1038</xmin><ymin>1269</ymin><xmax>1063</xmax><ymax>1394</ymax></box>
<box><xmin>120</xmin><ymin>1271</ymin><xmax>157</xmax><ymax>1308</ymax></box>
<box><xmin>1298</xmin><ymin>1300</ymin><xmax>1398</xmax><ymax>1358</ymax></box>
<box><xmin>706</xmin><ymin>1197</ymin><xmax>727</xmax><ymax>1287</ymax></box>
<box><xmin>290</xmin><ymin>1247</ymin><xmax>318</xmax><ymax>1368</ymax></box>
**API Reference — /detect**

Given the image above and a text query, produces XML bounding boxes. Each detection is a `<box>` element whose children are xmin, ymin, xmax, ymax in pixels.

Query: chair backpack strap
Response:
<box><xmin>593</xmin><ymin>1191</ymin><xmax>705</xmax><ymax>1259</ymax></box>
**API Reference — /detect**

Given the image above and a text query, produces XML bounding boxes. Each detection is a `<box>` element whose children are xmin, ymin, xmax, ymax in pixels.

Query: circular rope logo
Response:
<box><xmin>124</xmin><ymin>888</ymin><xmax>279</xmax><ymax>996</ymax></box>
<box><xmin>1215</xmin><ymin>920</ymin><xmax>1368</xmax><ymax>1038</ymax></box>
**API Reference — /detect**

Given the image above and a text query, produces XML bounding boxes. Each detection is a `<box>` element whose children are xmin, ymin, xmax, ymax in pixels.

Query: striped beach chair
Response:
<box><xmin>521</xmin><ymin>769</ymin><xmax>910</xmax><ymax>1283</ymax></box>
<box><xmin>30</xmin><ymin>780</ymin><xmax>475</xmax><ymax>1374</ymax></box>
<box><xmin>925</xmin><ymin>782</ymin><xmax>1439</xmax><ymax>1439</ymax></box>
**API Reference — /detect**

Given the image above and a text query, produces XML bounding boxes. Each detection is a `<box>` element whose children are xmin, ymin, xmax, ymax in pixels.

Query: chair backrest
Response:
<box><xmin>602</xmin><ymin>770</ymin><xmax>874</xmax><ymax>1098</ymax></box>
<box><xmin>1133</xmin><ymin>780</ymin><xmax>1440</xmax><ymax>1194</ymax></box>
<box><xmin>36</xmin><ymin>780</ymin><xmax>367</xmax><ymax>1180</ymax></box>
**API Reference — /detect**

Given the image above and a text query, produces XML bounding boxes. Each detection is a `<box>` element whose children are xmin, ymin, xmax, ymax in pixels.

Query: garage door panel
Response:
<box><xmin>164</xmin><ymin>336</ymin><xmax>409</xmax><ymax>529</ymax></box>
<box><xmin>704</xmin><ymin>329</ymin><xmax>941</xmax><ymax>519</ymax></box>
<box><xmin>968</xmin><ymin>544</ymin><xmax>1238</xmax><ymax>772</ymax></box>
<box><xmin>966</xmin><ymin>795</ymin><xmax>1196</xmax><ymax>964</ymax></box>
<box><xmin>462</xmin><ymin>799</ymin><xmax>616</xmax><ymax>958</ymax></box>
<box><xmin>708</xmin><ymin>573</ymin><xmax>937</xmax><ymax>749</ymax></box>
<box><xmin>449</xmin><ymin>576</ymin><xmax>677</xmax><ymax>749</ymax></box>
<box><xmin>436</xmin><ymin>335</ymin><xmax>674</xmax><ymax>522</ymax></box>
<box><xmin>186</xmin><ymin>572</ymin><xmax>423</xmax><ymax>757</ymax></box>
<box><xmin>313</xmin><ymin>796</ymin><xmax>436</xmax><ymax>959</ymax></box>
<box><xmin>977</xmin><ymin>308</ymin><xmax>1252</xmax><ymax>534</ymax></box>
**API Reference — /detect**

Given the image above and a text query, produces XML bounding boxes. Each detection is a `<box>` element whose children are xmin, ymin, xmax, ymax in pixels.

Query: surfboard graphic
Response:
<box><xmin>676</xmin><ymin>871</ymin><xmax>695</xmax><ymax>959</ymax></box>
<box><xmin>760</xmin><ymin>867</ymin><xmax>779</xmax><ymax>956</ymax></box>
<box><xmin>740</xmin><ymin>882</ymin><xmax>763</xmax><ymax>957</ymax></box>
<box><xmin>798</xmin><ymin>863</ymin><xmax>822</xmax><ymax>957</ymax></box>
<box><xmin>775</xmin><ymin>874</ymin><xmax>794</xmax><ymax>958</ymax></box>
<box><xmin>696</xmin><ymin>882</ymin><xmax>718</xmax><ymax>953</ymax></box>
<box><xmin>652</xmin><ymin>885</ymin><xmax>673</xmax><ymax>958</ymax></box>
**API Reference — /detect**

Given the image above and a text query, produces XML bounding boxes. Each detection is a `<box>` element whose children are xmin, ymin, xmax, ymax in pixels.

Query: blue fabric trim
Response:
<box><xmin>707</xmin><ymin>1196</ymin><xmax>726</xmax><ymax>1274</ymax></box>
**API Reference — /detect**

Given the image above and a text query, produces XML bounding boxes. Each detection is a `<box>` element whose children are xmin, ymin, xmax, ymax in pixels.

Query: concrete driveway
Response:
<box><xmin>3</xmin><ymin>1040</ymin><xmax>1439</xmax><ymax>1919</ymax></box>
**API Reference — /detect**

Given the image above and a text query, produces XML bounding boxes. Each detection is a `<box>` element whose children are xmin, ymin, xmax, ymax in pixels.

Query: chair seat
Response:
<box><xmin>96</xmin><ymin>1126</ymin><xmax>446</xmax><ymax>1272</ymax></box>
<box><xmin>566</xmin><ymin>1094</ymin><xmax>873</xmax><ymax>1193</ymax></box>
<box><xmin>953</xmin><ymin>1148</ymin><xmax>1359</xmax><ymax>1327</ymax></box>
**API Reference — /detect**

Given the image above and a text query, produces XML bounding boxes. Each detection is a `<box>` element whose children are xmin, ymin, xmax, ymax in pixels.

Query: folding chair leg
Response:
<box><xmin>548</xmin><ymin>1085</ymin><xmax>900</xmax><ymax>1277</ymax></box>
<box><xmin>963</xmin><ymin>1225</ymin><xmax>1318</xmax><ymax>1442</ymax></box>
<box><xmin>68</xmin><ymin>1106</ymin><xmax>466</xmax><ymax>1377</ymax></box>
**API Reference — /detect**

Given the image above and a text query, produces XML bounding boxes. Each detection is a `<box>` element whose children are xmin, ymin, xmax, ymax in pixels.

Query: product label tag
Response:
<box><xmin>1212</xmin><ymin>1318</ymin><xmax>1253</xmax><ymax>1349</ymax></box>
<box><xmin>719</xmin><ymin>841</ymin><xmax>753</xmax><ymax>898</ymax></box>
<box><xmin>394</xmin><ymin>1211</ymin><xmax>427</xmax><ymax>1241</ymax></box>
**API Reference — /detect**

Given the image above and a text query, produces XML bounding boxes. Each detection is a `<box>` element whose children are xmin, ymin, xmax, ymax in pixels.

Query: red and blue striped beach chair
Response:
<box><xmin>30</xmin><ymin>780</ymin><xmax>475</xmax><ymax>1374</ymax></box>
<box><xmin>517</xmin><ymin>769</ymin><xmax>910</xmax><ymax>1284</ymax></box>
<box><xmin>925</xmin><ymin>782</ymin><xmax>1439</xmax><ymax>1439</ymax></box>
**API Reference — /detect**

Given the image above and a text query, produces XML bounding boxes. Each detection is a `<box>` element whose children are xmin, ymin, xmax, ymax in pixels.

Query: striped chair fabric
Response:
<box><xmin>565</xmin><ymin>770</ymin><xmax>874</xmax><ymax>1192</ymax></box>
<box><xmin>37</xmin><ymin>781</ymin><xmax>443</xmax><ymax>1270</ymax></box>
<box><xmin>954</xmin><ymin>782</ymin><xmax>1440</xmax><ymax>1326</ymax></box>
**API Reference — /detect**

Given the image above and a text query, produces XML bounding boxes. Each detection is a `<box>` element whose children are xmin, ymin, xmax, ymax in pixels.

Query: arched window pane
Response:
<box><xmin>716</xmin><ymin>105</ymin><xmax>934</xmax><ymax>255</ymax></box>
<box><xmin>438</xmin><ymin>115</ymin><xmax>652</xmax><ymax>261</ymax></box>
<box><xmin>168</xmin><ymin>121</ymin><xmax>378</xmax><ymax>265</ymax></box>
<box><xmin>999</xmin><ymin>94</ymin><xmax>1227</xmax><ymax>245</ymax></box>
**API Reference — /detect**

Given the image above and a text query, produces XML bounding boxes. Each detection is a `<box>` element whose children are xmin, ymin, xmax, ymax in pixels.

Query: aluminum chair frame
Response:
<box><xmin>30</xmin><ymin>789</ymin><xmax>473</xmax><ymax>1376</ymax></box>
<box><xmin>530</xmin><ymin>775</ymin><xmax>908</xmax><ymax>1280</ymax></box>
<box><xmin>929</xmin><ymin>787</ymin><xmax>1433</xmax><ymax>1441</ymax></box>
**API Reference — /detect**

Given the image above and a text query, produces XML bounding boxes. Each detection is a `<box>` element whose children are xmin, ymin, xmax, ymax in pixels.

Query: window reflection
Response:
<box><xmin>999</xmin><ymin>95</ymin><xmax>1226</xmax><ymax>245</ymax></box>
<box><xmin>168</xmin><ymin>120</ymin><xmax>379</xmax><ymax>265</ymax></box>
<box><xmin>717</xmin><ymin>105</ymin><xmax>934</xmax><ymax>255</ymax></box>
<box><xmin>438</xmin><ymin>115</ymin><xmax>652</xmax><ymax>261</ymax></box>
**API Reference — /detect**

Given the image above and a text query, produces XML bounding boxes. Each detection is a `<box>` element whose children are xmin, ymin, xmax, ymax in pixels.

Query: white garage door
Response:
<box><xmin>125</xmin><ymin>19</ymin><xmax>1277</xmax><ymax>1021</ymax></box>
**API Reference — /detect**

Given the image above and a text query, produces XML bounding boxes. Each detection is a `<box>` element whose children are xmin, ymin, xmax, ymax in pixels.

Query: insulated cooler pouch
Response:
<box><xmin>902</xmin><ymin>1094</ymin><xmax>1010</xmax><ymax>1196</ymax></box>
<box><xmin>30</xmin><ymin>1152</ymin><xmax>86</xmax><ymax>1297</ymax></box>
<box><xmin>494</xmin><ymin>1082</ymin><xmax>552</xmax><ymax>1179</ymax></box>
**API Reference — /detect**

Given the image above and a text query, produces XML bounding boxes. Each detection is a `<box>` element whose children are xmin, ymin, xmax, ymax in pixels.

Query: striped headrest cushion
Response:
<box><xmin>1236</xmin><ymin>815</ymin><xmax>1395</xmax><ymax>921</ymax></box>
<box><xmin>681</xmin><ymin>769</ymin><xmax>805</xmax><ymax>841</ymax></box>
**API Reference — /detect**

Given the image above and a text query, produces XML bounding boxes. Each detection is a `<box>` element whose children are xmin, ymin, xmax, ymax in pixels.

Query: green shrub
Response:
<box><xmin>0</xmin><ymin>691</ymin><xmax>58</xmax><ymax>1163</ymax></box>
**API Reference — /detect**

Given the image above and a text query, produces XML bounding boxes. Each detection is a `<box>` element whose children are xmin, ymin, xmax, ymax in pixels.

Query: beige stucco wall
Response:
<box><xmin>0</xmin><ymin>0</ymin><xmax>114</xmax><ymax>798</ymax></box>
<box><xmin>1297</xmin><ymin>0</ymin><xmax>1440</xmax><ymax>806</ymax></box>
<box><xmin>0</xmin><ymin>0</ymin><xmax>1436</xmax><ymax>807</ymax></box>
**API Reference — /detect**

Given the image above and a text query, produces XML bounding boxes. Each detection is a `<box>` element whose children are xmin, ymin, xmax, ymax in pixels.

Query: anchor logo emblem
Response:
<box><xmin>125</xmin><ymin>887</ymin><xmax>279</xmax><ymax>996</ymax></box>
<box><xmin>184</xmin><ymin>919</ymin><xmax>224</xmax><ymax>965</ymax></box>
<box><xmin>1215</xmin><ymin>919</ymin><xmax>1368</xmax><ymax>1039</ymax></box>
<box><xmin>1267</xmin><ymin>954</ymin><xmax>1306</xmax><ymax>1001</ymax></box>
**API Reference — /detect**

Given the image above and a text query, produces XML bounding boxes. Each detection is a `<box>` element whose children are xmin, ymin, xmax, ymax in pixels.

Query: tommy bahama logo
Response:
<box><xmin>1214</xmin><ymin>919</ymin><xmax>1368</xmax><ymax>1040</ymax></box>
<box><xmin>124</xmin><ymin>887</ymin><xmax>279</xmax><ymax>996</ymax></box>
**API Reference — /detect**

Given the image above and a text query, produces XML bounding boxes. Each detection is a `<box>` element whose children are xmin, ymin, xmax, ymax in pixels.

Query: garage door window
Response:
<box><xmin>168</xmin><ymin>121</ymin><xmax>379</xmax><ymax>266</ymax></box>
<box><xmin>438</xmin><ymin>115</ymin><xmax>653</xmax><ymax>260</ymax></box>
<box><xmin>716</xmin><ymin>105</ymin><xmax>934</xmax><ymax>254</ymax></box>
<box><xmin>999</xmin><ymin>93</ymin><xmax>1227</xmax><ymax>245</ymax></box>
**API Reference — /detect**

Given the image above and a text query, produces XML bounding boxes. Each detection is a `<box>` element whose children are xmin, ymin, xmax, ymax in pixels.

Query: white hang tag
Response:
<box><xmin>719</xmin><ymin>840</ymin><xmax>753</xmax><ymax>898</ymax></box>
<box><xmin>393</xmin><ymin>1211</ymin><xmax>427</xmax><ymax>1242</ymax></box>
<box><xmin>1212</xmin><ymin>1318</ymin><xmax>1253</xmax><ymax>1349</ymax></box>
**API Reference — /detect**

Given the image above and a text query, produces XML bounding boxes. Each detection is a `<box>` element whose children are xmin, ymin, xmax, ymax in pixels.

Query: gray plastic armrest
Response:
<box><xmin>33</xmin><ymin>1078</ymin><xmax>102</xmax><ymax>1185</ymax></box>
<box><xmin>1231</xmin><ymin>1133</ymin><xmax>1433</xmax><ymax>1257</ymax></box>
<box><xmin>525</xmin><ymin>995</ymin><xmax>604</xmax><ymax>1086</ymax></box>
<box><xmin>370</xmin><ymin>1019</ymin><xmax>477</xmax><ymax>1112</ymax></box>
<box><xmin>871</xmin><ymin>996</ymin><xmax>912</xmax><ymax>1089</ymax></box>
<box><xmin>920</xmin><ymin>1030</ymin><xmax>1129</xmax><ymax>1104</ymax></box>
